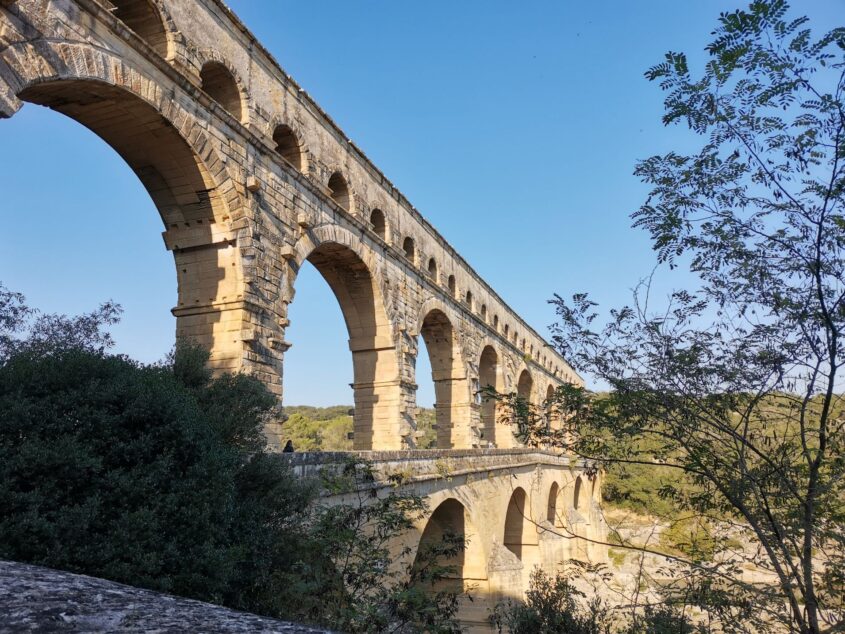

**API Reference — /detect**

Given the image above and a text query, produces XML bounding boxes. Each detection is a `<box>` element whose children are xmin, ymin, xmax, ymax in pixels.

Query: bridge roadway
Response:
<box><xmin>286</xmin><ymin>448</ymin><xmax>607</xmax><ymax>632</ymax></box>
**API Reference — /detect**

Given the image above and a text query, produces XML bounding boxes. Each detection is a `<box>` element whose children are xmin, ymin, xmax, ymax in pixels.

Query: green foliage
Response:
<box><xmin>659</xmin><ymin>517</ymin><xmax>719</xmax><ymax>563</ymax></box>
<box><xmin>0</xmin><ymin>286</ymin><xmax>465</xmax><ymax>632</ymax></box>
<box><xmin>294</xmin><ymin>459</ymin><xmax>464</xmax><ymax>633</ymax></box>
<box><xmin>491</xmin><ymin>568</ymin><xmax>700</xmax><ymax>634</ymax></box>
<box><xmin>491</xmin><ymin>568</ymin><xmax>614</xmax><ymax>634</ymax></box>
<box><xmin>280</xmin><ymin>405</ymin><xmax>438</xmax><ymax>451</ymax></box>
<box><xmin>413</xmin><ymin>407</ymin><xmax>438</xmax><ymax>449</ymax></box>
<box><xmin>0</xmin><ymin>337</ymin><xmax>314</xmax><ymax>610</ymax></box>
<box><xmin>1</xmin><ymin>348</ymin><xmax>232</xmax><ymax>597</ymax></box>
<box><xmin>531</xmin><ymin>2</ymin><xmax>845</xmax><ymax>631</ymax></box>
<box><xmin>602</xmin><ymin>465</ymin><xmax>677</xmax><ymax>519</ymax></box>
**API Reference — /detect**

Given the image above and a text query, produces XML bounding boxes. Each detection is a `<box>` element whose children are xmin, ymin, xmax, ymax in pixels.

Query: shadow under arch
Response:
<box><xmin>417</xmin><ymin>307</ymin><xmax>471</xmax><ymax>449</ymax></box>
<box><xmin>111</xmin><ymin>0</ymin><xmax>169</xmax><ymax>58</ymax></box>
<box><xmin>14</xmin><ymin>78</ymin><xmax>247</xmax><ymax>373</ymax></box>
<box><xmin>547</xmin><ymin>481</ymin><xmax>561</xmax><ymax>526</ymax></box>
<box><xmin>544</xmin><ymin>383</ymin><xmax>557</xmax><ymax>435</ymax></box>
<box><xmin>517</xmin><ymin>368</ymin><xmax>534</xmax><ymax>403</ymax></box>
<box><xmin>290</xmin><ymin>237</ymin><xmax>399</xmax><ymax>449</ymax></box>
<box><xmin>411</xmin><ymin>498</ymin><xmax>488</xmax><ymax>593</ymax></box>
<box><xmin>503</xmin><ymin>487</ymin><xmax>539</xmax><ymax>565</ymax></box>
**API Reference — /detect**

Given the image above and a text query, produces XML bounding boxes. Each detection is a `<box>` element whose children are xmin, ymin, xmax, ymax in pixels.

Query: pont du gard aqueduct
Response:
<box><xmin>0</xmin><ymin>0</ymin><xmax>607</xmax><ymax>628</ymax></box>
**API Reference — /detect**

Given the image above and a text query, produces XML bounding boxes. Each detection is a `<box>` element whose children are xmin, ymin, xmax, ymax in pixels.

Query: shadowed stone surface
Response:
<box><xmin>0</xmin><ymin>560</ymin><xmax>329</xmax><ymax>633</ymax></box>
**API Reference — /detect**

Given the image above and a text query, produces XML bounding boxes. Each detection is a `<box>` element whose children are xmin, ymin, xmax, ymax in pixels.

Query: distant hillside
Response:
<box><xmin>280</xmin><ymin>405</ymin><xmax>436</xmax><ymax>451</ymax></box>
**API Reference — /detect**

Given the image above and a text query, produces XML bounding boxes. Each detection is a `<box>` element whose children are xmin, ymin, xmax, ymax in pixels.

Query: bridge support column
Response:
<box><xmin>350</xmin><ymin>339</ymin><xmax>405</xmax><ymax>450</ymax></box>
<box><xmin>172</xmin><ymin>298</ymin><xmax>280</xmax><ymax>386</ymax></box>
<box><xmin>167</xmin><ymin>232</ymin><xmax>284</xmax><ymax>397</ymax></box>
<box><xmin>431</xmin><ymin>376</ymin><xmax>474</xmax><ymax>449</ymax></box>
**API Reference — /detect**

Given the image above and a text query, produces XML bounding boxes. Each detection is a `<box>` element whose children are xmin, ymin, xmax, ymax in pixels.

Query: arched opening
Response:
<box><xmin>517</xmin><ymin>369</ymin><xmax>533</xmax><ymax>402</ymax></box>
<box><xmin>478</xmin><ymin>345</ymin><xmax>502</xmax><ymax>448</ymax></box>
<box><xmin>418</xmin><ymin>309</ymin><xmax>468</xmax><ymax>448</ymax></box>
<box><xmin>287</xmin><ymin>242</ymin><xmax>398</xmax><ymax>450</ymax></box>
<box><xmin>427</xmin><ymin>258</ymin><xmax>438</xmax><ymax>281</ymax></box>
<box><xmin>448</xmin><ymin>275</ymin><xmax>456</xmax><ymax>297</ymax></box>
<box><xmin>272</xmin><ymin>124</ymin><xmax>303</xmax><ymax>171</ymax></box>
<box><xmin>200</xmin><ymin>61</ymin><xmax>243</xmax><ymax>122</ymax></box>
<box><xmin>480</xmin><ymin>304</ymin><xmax>487</xmax><ymax>322</ymax></box>
<box><xmin>370</xmin><ymin>209</ymin><xmax>386</xmax><ymax>240</ymax></box>
<box><xmin>493</xmin><ymin>315</ymin><xmax>499</xmax><ymax>331</ymax></box>
<box><xmin>465</xmin><ymin>290</ymin><xmax>473</xmax><ymax>311</ymax></box>
<box><xmin>412</xmin><ymin>499</ymin><xmax>487</xmax><ymax>593</ymax></box>
<box><xmin>327</xmin><ymin>172</ymin><xmax>350</xmax><ymax>210</ymax></box>
<box><xmin>545</xmin><ymin>384</ymin><xmax>557</xmax><ymax>433</ymax></box>
<box><xmin>402</xmin><ymin>236</ymin><xmax>416</xmax><ymax>263</ymax></box>
<box><xmin>111</xmin><ymin>0</ymin><xmax>169</xmax><ymax>58</ymax></box>
<box><xmin>12</xmin><ymin>79</ymin><xmax>238</xmax><ymax>374</ymax></box>
<box><xmin>503</xmin><ymin>488</ymin><xmax>538</xmax><ymax>564</ymax></box>
<box><xmin>281</xmin><ymin>259</ymin><xmax>354</xmax><ymax>450</ymax></box>
<box><xmin>504</xmin><ymin>324</ymin><xmax>510</xmax><ymax>338</ymax></box>
<box><xmin>547</xmin><ymin>482</ymin><xmax>561</xmax><ymax>525</ymax></box>
<box><xmin>574</xmin><ymin>476</ymin><xmax>583</xmax><ymax>510</ymax></box>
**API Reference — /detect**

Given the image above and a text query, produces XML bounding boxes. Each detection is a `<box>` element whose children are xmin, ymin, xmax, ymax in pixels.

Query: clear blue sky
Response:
<box><xmin>0</xmin><ymin>1</ymin><xmax>839</xmax><ymax>407</ymax></box>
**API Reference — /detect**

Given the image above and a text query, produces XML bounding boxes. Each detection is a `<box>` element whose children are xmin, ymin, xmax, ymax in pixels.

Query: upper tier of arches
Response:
<box><xmin>78</xmin><ymin>0</ymin><xmax>575</xmax><ymax>384</ymax></box>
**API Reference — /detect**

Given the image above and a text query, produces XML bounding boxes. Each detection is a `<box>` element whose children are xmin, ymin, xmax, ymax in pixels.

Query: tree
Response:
<box><xmin>287</xmin><ymin>458</ymin><xmax>465</xmax><ymax>633</ymax></box>
<box><xmin>490</xmin><ymin>567</ymin><xmax>700</xmax><ymax>634</ymax></box>
<box><xmin>497</xmin><ymin>2</ymin><xmax>845</xmax><ymax>632</ymax></box>
<box><xmin>0</xmin><ymin>284</ymin><xmax>465</xmax><ymax>632</ymax></box>
<box><xmin>0</xmin><ymin>288</ymin><xmax>316</xmax><ymax>610</ymax></box>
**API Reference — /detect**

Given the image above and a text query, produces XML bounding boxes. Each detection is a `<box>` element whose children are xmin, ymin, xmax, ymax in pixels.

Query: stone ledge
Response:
<box><xmin>282</xmin><ymin>448</ymin><xmax>582</xmax><ymax>465</ymax></box>
<box><xmin>0</xmin><ymin>560</ymin><xmax>330</xmax><ymax>633</ymax></box>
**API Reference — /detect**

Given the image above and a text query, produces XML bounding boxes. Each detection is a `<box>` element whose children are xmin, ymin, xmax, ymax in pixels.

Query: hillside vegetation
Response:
<box><xmin>281</xmin><ymin>405</ymin><xmax>437</xmax><ymax>451</ymax></box>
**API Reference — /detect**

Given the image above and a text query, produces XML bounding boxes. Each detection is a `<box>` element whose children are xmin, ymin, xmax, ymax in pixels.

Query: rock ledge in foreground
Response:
<box><xmin>0</xmin><ymin>559</ymin><xmax>330</xmax><ymax>633</ymax></box>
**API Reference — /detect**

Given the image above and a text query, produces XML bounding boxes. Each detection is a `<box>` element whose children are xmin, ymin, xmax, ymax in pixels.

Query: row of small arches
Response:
<box><xmin>415</xmin><ymin>476</ymin><xmax>594</xmax><ymax>586</ymax></box>
<box><xmin>109</xmin><ymin>0</ymin><xmax>564</xmax><ymax>377</ymax></box>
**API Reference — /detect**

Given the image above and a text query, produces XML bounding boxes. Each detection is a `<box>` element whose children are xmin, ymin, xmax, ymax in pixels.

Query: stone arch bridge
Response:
<box><xmin>1</xmin><ymin>1</ymin><xmax>607</xmax><ymax>627</ymax></box>
<box><xmin>290</xmin><ymin>449</ymin><xmax>607</xmax><ymax>632</ymax></box>
<box><xmin>0</xmin><ymin>0</ymin><xmax>581</xmax><ymax>451</ymax></box>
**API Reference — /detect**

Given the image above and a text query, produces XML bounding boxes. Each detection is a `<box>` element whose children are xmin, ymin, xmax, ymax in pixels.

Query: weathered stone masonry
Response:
<box><xmin>0</xmin><ymin>0</ymin><xmax>582</xmax><ymax>450</ymax></box>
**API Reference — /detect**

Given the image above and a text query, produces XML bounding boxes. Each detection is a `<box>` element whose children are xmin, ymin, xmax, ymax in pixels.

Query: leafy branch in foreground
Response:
<box><xmin>496</xmin><ymin>2</ymin><xmax>845</xmax><ymax>632</ymax></box>
<box><xmin>295</xmin><ymin>458</ymin><xmax>466</xmax><ymax>633</ymax></box>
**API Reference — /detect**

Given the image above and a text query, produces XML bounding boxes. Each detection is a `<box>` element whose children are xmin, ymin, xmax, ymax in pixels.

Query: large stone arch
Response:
<box><xmin>411</xmin><ymin>498</ymin><xmax>488</xmax><ymax>593</ymax></box>
<box><xmin>290</xmin><ymin>226</ymin><xmax>402</xmax><ymax>449</ymax></box>
<box><xmin>0</xmin><ymin>38</ymin><xmax>259</xmax><ymax>379</ymax></box>
<box><xmin>0</xmin><ymin>1</ymin><xmax>581</xmax><ymax>449</ymax></box>
<box><xmin>544</xmin><ymin>383</ymin><xmax>558</xmax><ymax>436</ymax></box>
<box><xmin>477</xmin><ymin>341</ymin><xmax>508</xmax><ymax>448</ymax></box>
<box><xmin>0</xmin><ymin>40</ymin><xmax>242</xmax><ymax>215</ymax></box>
<box><xmin>414</xmin><ymin>298</ymin><xmax>472</xmax><ymax>449</ymax></box>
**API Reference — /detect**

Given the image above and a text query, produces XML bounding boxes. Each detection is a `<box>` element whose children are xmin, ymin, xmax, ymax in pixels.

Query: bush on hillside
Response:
<box><xmin>0</xmin><ymin>283</ymin><xmax>466</xmax><ymax>632</ymax></box>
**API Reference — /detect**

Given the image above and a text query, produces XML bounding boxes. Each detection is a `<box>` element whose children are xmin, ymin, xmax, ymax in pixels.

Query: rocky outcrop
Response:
<box><xmin>0</xmin><ymin>560</ymin><xmax>330</xmax><ymax>633</ymax></box>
